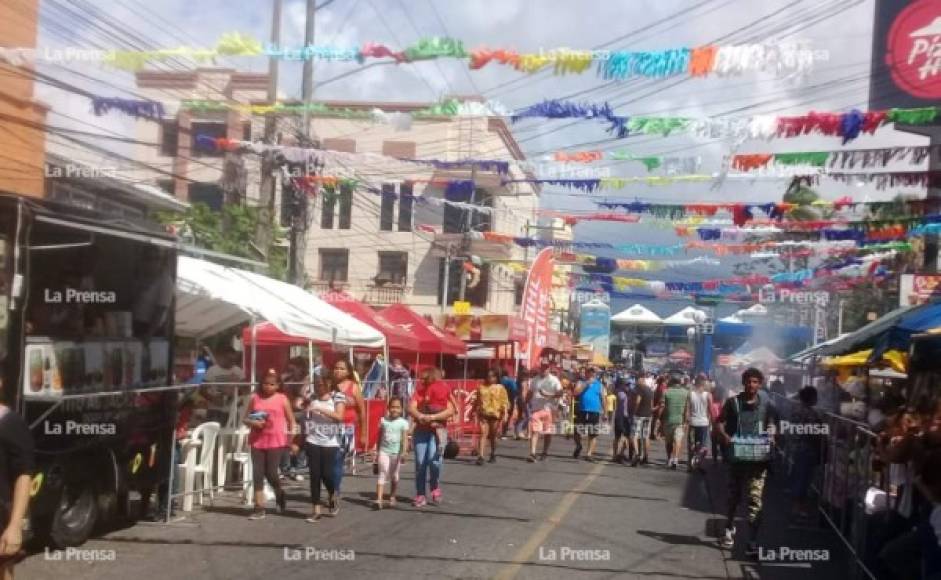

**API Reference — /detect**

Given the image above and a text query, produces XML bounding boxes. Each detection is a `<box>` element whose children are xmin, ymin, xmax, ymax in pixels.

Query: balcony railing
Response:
<box><xmin>309</xmin><ymin>280</ymin><xmax>408</xmax><ymax>306</ymax></box>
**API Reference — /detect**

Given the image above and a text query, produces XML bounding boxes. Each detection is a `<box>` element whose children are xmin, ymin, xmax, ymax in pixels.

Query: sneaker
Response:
<box><xmin>670</xmin><ymin>462</ymin><xmax>678</xmax><ymax>470</ymax></box>
<box><xmin>631</xmin><ymin>458</ymin><xmax>639</xmax><ymax>467</ymax></box>
<box><xmin>527</xmin><ymin>455</ymin><xmax>536</xmax><ymax>463</ymax></box>
<box><xmin>538</xmin><ymin>453</ymin><xmax>548</xmax><ymax>461</ymax></box>
<box><xmin>248</xmin><ymin>510</ymin><xmax>266</xmax><ymax>520</ymax></box>
<box><xmin>475</xmin><ymin>456</ymin><xmax>485</xmax><ymax>466</ymax></box>
<box><xmin>573</xmin><ymin>445</ymin><xmax>582</xmax><ymax>459</ymax></box>
<box><xmin>745</xmin><ymin>541</ymin><xmax>759</xmax><ymax>557</ymax></box>
<box><xmin>292</xmin><ymin>473</ymin><xmax>305</xmax><ymax>481</ymax></box>
<box><xmin>413</xmin><ymin>495</ymin><xmax>427</xmax><ymax>508</ymax></box>
<box><xmin>276</xmin><ymin>490</ymin><xmax>286</xmax><ymax>513</ymax></box>
<box><xmin>719</xmin><ymin>527</ymin><xmax>735</xmax><ymax>549</ymax></box>
<box><xmin>430</xmin><ymin>488</ymin><xmax>442</xmax><ymax>505</ymax></box>
<box><xmin>305</xmin><ymin>513</ymin><xmax>322</xmax><ymax>523</ymax></box>
<box><xmin>488</xmin><ymin>455</ymin><xmax>496</xmax><ymax>464</ymax></box>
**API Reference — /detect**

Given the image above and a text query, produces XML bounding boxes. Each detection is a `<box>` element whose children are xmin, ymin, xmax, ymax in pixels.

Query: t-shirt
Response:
<box><xmin>721</xmin><ymin>391</ymin><xmax>778</xmax><ymax>438</ymax></box>
<box><xmin>411</xmin><ymin>380</ymin><xmax>452</xmax><ymax>432</ymax></box>
<box><xmin>379</xmin><ymin>416</ymin><xmax>409</xmax><ymax>455</ymax></box>
<box><xmin>634</xmin><ymin>383</ymin><xmax>655</xmax><ymax>418</ymax></box>
<box><xmin>203</xmin><ymin>365</ymin><xmax>245</xmax><ymax>414</ymax></box>
<box><xmin>688</xmin><ymin>389</ymin><xmax>712</xmax><ymax>427</ymax></box>
<box><xmin>605</xmin><ymin>393</ymin><xmax>616</xmax><ymax>414</ymax></box>
<box><xmin>0</xmin><ymin>406</ymin><xmax>34</xmax><ymax>508</ymax></box>
<box><xmin>530</xmin><ymin>374</ymin><xmax>562</xmax><ymax>412</ymax></box>
<box><xmin>478</xmin><ymin>384</ymin><xmax>510</xmax><ymax>418</ymax></box>
<box><xmin>577</xmin><ymin>379</ymin><xmax>604</xmax><ymax>414</ymax></box>
<box><xmin>304</xmin><ymin>392</ymin><xmax>346</xmax><ymax>447</ymax></box>
<box><xmin>662</xmin><ymin>386</ymin><xmax>689</xmax><ymax>426</ymax></box>
<box><xmin>615</xmin><ymin>389</ymin><xmax>631</xmax><ymax>418</ymax></box>
<box><xmin>248</xmin><ymin>392</ymin><xmax>290</xmax><ymax>449</ymax></box>
<box><xmin>500</xmin><ymin>377</ymin><xmax>518</xmax><ymax>397</ymax></box>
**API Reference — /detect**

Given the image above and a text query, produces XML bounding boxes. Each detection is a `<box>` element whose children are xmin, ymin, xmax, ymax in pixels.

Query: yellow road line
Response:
<box><xmin>493</xmin><ymin>462</ymin><xmax>604</xmax><ymax>580</ymax></box>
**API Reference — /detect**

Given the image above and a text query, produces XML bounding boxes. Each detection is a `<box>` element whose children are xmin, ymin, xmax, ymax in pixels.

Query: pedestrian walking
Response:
<box><xmin>630</xmin><ymin>374</ymin><xmax>655</xmax><ymax>467</ymax></box>
<box><xmin>374</xmin><ymin>397</ymin><xmax>408</xmax><ymax>510</ymax></box>
<box><xmin>687</xmin><ymin>375</ymin><xmax>713</xmax><ymax>472</ymax></box>
<box><xmin>332</xmin><ymin>359</ymin><xmax>365</xmax><ymax>501</ymax></box>
<box><xmin>662</xmin><ymin>378</ymin><xmax>689</xmax><ymax>469</ymax></box>
<box><xmin>514</xmin><ymin>368</ymin><xmax>531</xmax><ymax>440</ymax></box>
<box><xmin>244</xmin><ymin>369</ymin><xmax>296</xmax><ymax>520</ymax></box>
<box><xmin>612</xmin><ymin>376</ymin><xmax>633</xmax><ymax>463</ymax></box>
<box><xmin>789</xmin><ymin>386</ymin><xmax>824</xmax><ymax>521</ymax></box>
<box><xmin>476</xmin><ymin>369</ymin><xmax>509</xmax><ymax>465</ymax></box>
<box><xmin>499</xmin><ymin>368</ymin><xmax>518</xmax><ymax>439</ymax></box>
<box><xmin>573</xmin><ymin>368</ymin><xmax>605</xmax><ymax>461</ymax></box>
<box><xmin>527</xmin><ymin>365</ymin><xmax>563</xmax><ymax>462</ymax></box>
<box><xmin>408</xmin><ymin>368</ymin><xmax>456</xmax><ymax>507</ymax></box>
<box><xmin>716</xmin><ymin>367</ymin><xmax>779</xmax><ymax>556</ymax></box>
<box><xmin>0</xmin><ymin>390</ymin><xmax>34</xmax><ymax>579</ymax></box>
<box><xmin>296</xmin><ymin>374</ymin><xmax>345</xmax><ymax>522</ymax></box>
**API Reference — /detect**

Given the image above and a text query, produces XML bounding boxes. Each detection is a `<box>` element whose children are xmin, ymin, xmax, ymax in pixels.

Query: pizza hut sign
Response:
<box><xmin>871</xmin><ymin>0</ymin><xmax>941</xmax><ymax>108</ymax></box>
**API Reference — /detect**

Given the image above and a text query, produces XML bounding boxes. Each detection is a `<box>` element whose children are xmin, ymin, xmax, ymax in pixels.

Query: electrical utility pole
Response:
<box><xmin>458</xmin><ymin>164</ymin><xmax>477</xmax><ymax>302</ymax></box>
<box><xmin>256</xmin><ymin>0</ymin><xmax>282</xmax><ymax>262</ymax></box>
<box><xmin>288</xmin><ymin>0</ymin><xmax>316</xmax><ymax>286</ymax></box>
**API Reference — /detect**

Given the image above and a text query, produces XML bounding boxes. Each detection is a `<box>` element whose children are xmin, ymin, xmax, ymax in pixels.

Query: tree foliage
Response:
<box><xmin>157</xmin><ymin>203</ymin><xmax>288</xmax><ymax>280</ymax></box>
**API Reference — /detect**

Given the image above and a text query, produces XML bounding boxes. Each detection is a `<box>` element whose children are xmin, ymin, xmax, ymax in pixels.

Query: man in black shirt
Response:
<box><xmin>629</xmin><ymin>374</ymin><xmax>655</xmax><ymax>467</ymax></box>
<box><xmin>0</xmin><ymin>395</ymin><xmax>35</xmax><ymax>579</ymax></box>
<box><xmin>715</xmin><ymin>367</ymin><xmax>778</xmax><ymax>557</ymax></box>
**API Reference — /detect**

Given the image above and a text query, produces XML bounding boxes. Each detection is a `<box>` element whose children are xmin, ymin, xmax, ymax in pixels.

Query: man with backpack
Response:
<box><xmin>716</xmin><ymin>367</ymin><xmax>779</xmax><ymax>557</ymax></box>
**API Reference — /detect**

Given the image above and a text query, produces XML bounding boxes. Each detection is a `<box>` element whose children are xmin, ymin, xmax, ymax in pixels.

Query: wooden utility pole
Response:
<box><xmin>256</xmin><ymin>0</ymin><xmax>282</xmax><ymax>263</ymax></box>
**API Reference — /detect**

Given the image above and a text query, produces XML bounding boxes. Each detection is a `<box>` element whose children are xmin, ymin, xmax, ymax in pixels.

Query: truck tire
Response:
<box><xmin>49</xmin><ymin>481</ymin><xmax>98</xmax><ymax>548</ymax></box>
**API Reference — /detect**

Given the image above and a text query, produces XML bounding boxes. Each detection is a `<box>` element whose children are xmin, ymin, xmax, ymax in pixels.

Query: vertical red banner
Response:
<box><xmin>519</xmin><ymin>248</ymin><xmax>555</xmax><ymax>369</ymax></box>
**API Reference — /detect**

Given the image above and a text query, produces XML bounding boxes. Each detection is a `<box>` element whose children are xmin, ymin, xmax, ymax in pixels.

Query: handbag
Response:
<box><xmin>443</xmin><ymin>439</ymin><xmax>459</xmax><ymax>459</ymax></box>
<box><xmin>729</xmin><ymin>397</ymin><xmax>771</xmax><ymax>463</ymax></box>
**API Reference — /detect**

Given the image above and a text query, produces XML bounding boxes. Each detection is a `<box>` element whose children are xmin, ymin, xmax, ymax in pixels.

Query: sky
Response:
<box><xmin>30</xmin><ymin>0</ymin><xmax>933</xmax><ymax>319</ymax></box>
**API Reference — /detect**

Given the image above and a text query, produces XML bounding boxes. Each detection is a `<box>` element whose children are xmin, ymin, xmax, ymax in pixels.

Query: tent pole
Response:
<box><xmin>250</xmin><ymin>317</ymin><xmax>257</xmax><ymax>389</ymax></box>
<box><xmin>383</xmin><ymin>342</ymin><xmax>390</xmax><ymax>401</ymax></box>
<box><xmin>308</xmin><ymin>340</ymin><xmax>314</xmax><ymax>380</ymax></box>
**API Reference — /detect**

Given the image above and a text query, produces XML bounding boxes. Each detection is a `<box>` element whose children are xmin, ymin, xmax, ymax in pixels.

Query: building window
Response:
<box><xmin>191</xmin><ymin>121</ymin><xmax>227</xmax><ymax>157</ymax></box>
<box><xmin>514</xmin><ymin>279</ymin><xmax>524</xmax><ymax>306</ymax></box>
<box><xmin>338</xmin><ymin>181</ymin><xmax>352</xmax><ymax>230</ymax></box>
<box><xmin>187</xmin><ymin>182</ymin><xmax>223</xmax><ymax>211</ymax></box>
<box><xmin>398</xmin><ymin>182</ymin><xmax>413</xmax><ymax>232</ymax></box>
<box><xmin>160</xmin><ymin>120</ymin><xmax>178</xmax><ymax>157</ymax></box>
<box><xmin>377</xmin><ymin>251</ymin><xmax>407</xmax><ymax>285</ymax></box>
<box><xmin>322</xmin><ymin>138</ymin><xmax>356</xmax><ymax>153</ymax></box>
<box><xmin>381</xmin><ymin>140</ymin><xmax>416</xmax><ymax>158</ymax></box>
<box><xmin>444</xmin><ymin>188</ymin><xmax>491</xmax><ymax>234</ymax></box>
<box><xmin>380</xmin><ymin>184</ymin><xmax>395</xmax><ymax>231</ymax></box>
<box><xmin>320</xmin><ymin>186</ymin><xmax>336</xmax><ymax>229</ymax></box>
<box><xmin>438</xmin><ymin>259</ymin><xmax>488</xmax><ymax>307</ymax></box>
<box><xmin>319</xmin><ymin>249</ymin><xmax>348</xmax><ymax>282</ymax></box>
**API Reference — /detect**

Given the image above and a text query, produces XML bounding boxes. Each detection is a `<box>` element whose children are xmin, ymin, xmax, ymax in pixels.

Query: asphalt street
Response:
<box><xmin>21</xmin><ymin>431</ymin><xmax>849</xmax><ymax>580</ymax></box>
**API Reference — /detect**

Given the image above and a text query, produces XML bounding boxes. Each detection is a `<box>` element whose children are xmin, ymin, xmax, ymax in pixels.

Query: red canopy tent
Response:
<box><xmin>323</xmin><ymin>293</ymin><xmax>422</xmax><ymax>353</ymax></box>
<box><xmin>380</xmin><ymin>304</ymin><xmax>466</xmax><ymax>356</ymax></box>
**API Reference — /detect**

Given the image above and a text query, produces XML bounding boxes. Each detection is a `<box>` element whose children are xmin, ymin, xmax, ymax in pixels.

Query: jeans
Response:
<box><xmin>514</xmin><ymin>400</ymin><xmax>530</xmax><ymax>436</ymax></box>
<box><xmin>304</xmin><ymin>444</ymin><xmax>337</xmax><ymax>506</ymax></box>
<box><xmin>413</xmin><ymin>430</ymin><xmax>441</xmax><ymax>497</ymax></box>
<box><xmin>334</xmin><ymin>426</ymin><xmax>354</xmax><ymax>493</ymax></box>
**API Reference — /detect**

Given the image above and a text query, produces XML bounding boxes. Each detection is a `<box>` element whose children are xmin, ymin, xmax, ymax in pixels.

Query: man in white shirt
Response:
<box><xmin>201</xmin><ymin>346</ymin><xmax>245</xmax><ymax>425</ymax></box>
<box><xmin>527</xmin><ymin>364</ymin><xmax>562</xmax><ymax>462</ymax></box>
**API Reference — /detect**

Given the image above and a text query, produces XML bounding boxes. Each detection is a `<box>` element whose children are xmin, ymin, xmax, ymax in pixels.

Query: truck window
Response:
<box><xmin>24</xmin><ymin>222</ymin><xmax>173</xmax><ymax>398</ymax></box>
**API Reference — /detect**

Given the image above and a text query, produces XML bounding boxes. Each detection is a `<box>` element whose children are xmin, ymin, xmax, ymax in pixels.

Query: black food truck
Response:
<box><xmin>0</xmin><ymin>193</ymin><xmax>176</xmax><ymax>547</ymax></box>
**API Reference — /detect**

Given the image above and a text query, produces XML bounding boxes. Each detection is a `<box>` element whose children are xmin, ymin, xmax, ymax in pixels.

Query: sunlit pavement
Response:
<box><xmin>21</xmin><ymin>433</ymin><xmax>848</xmax><ymax>580</ymax></box>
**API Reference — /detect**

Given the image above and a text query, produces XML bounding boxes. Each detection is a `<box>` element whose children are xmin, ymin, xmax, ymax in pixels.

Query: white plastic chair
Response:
<box><xmin>178</xmin><ymin>422</ymin><xmax>220</xmax><ymax>511</ymax></box>
<box><xmin>222</xmin><ymin>426</ymin><xmax>253</xmax><ymax>505</ymax></box>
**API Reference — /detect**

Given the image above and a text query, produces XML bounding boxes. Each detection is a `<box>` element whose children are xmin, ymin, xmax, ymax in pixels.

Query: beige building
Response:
<box><xmin>133</xmin><ymin>69</ymin><xmax>540</xmax><ymax>316</ymax></box>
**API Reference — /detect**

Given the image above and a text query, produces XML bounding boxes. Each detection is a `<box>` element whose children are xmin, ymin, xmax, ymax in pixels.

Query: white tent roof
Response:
<box><xmin>611</xmin><ymin>304</ymin><xmax>663</xmax><ymax>325</ymax></box>
<box><xmin>731</xmin><ymin>346</ymin><xmax>781</xmax><ymax>366</ymax></box>
<box><xmin>719</xmin><ymin>314</ymin><xmax>744</xmax><ymax>323</ymax></box>
<box><xmin>175</xmin><ymin>256</ymin><xmax>385</xmax><ymax>347</ymax></box>
<box><xmin>663</xmin><ymin>306</ymin><xmax>705</xmax><ymax>326</ymax></box>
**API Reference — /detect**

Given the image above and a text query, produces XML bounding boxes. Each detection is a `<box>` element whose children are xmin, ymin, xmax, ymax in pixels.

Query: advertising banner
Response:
<box><xmin>520</xmin><ymin>248</ymin><xmax>555</xmax><ymax>369</ymax></box>
<box><xmin>870</xmin><ymin>0</ymin><xmax>941</xmax><ymax>108</ymax></box>
<box><xmin>900</xmin><ymin>273</ymin><xmax>941</xmax><ymax>306</ymax></box>
<box><xmin>578</xmin><ymin>300</ymin><xmax>611</xmax><ymax>363</ymax></box>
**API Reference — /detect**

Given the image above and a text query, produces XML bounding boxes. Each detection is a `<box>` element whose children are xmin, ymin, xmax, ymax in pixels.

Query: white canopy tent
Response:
<box><xmin>663</xmin><ymin>306</ymin><xmax>706</xmax><ymax>326</ymax></box>
<box><xmin>175</xmin><ymin>256</ymin><xmax>384</xmax><ymax>347</ymax></box>
<box><xmin>611</xmin><ymin>304</ymin><xmax>663</xmax><ymax>325</ymax></box>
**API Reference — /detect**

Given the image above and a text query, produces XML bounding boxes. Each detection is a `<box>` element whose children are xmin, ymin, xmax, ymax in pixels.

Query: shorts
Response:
<box><xmin>664</xmin><ymin>424</ymin><xmax>685</xmax><ymax>445</ymax></box>
<box><xmin>689</xmin><ymin>425</ymin><xmax>709</xmax><ymax>449</ymax></box>
<box><xmin>529</xmin><ymin>409</ymin><xmax>555</xmax><ymax>435</ymax></box>
<box><xmin>614</xmin><ymin>415</ymin><xmax>631</xmax><ymax>440</ymax></box>
<box><xmin>376</xmin><ymin>452</ymin><xmax>402</xmax><ymax>486</ymax></box>
<box><xmin>631</xmin><ymin>416</ymin><xmax>652</xmax><ymax>439</ymax></box>
<box><xmin>575</xmin><ymin>411</ymin><xmax>602</xmax><ymax>436</ymax></box>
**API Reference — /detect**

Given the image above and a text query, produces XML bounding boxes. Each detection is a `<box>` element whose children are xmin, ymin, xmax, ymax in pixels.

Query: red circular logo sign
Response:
<box><xmin>885</xmin><ymin>0</ymin><xmax>941</xmax><ymax>99</ymax></box>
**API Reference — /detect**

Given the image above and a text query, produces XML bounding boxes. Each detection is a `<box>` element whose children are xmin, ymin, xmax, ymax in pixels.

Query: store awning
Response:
<box><xmin>176</xmin><ymin>256</ymin><xmax>385</xmax><ymax>348</ymax></box>
<box><xmin>379</xmin><ymin>304</ymin><xmax>466</xmax><ymax>355</ymax></box>
<box><xmin>821</xmin><ymin>348</ymin><xmax>908</xmax><ymax>374</ymax></box>
<box><xmin>816</xmin><ymin>302</ymin><xmax>941</xmax><ymax>357</ymax></box>
<box><xmin>323</xmin><ymin>292</ymin><xmax>422</xmax><ymax>352</ymax></box>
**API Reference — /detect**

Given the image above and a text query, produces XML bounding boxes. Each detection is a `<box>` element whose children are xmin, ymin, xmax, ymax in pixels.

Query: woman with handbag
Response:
<box><xmin>407</xmin><ymin>368</ymin><xmax>456</xmax><ymax>507</ymax></box>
